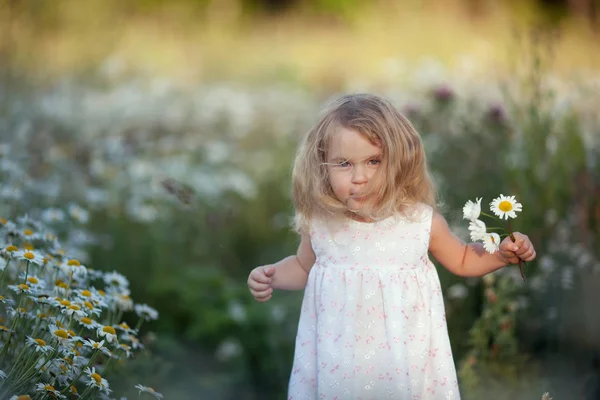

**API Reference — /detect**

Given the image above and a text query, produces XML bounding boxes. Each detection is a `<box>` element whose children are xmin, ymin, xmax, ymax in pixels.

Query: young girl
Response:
<box><xmin>247</xmin><ymin>93</ymin><xmax>536</xmax><ymax>399</ymax></box>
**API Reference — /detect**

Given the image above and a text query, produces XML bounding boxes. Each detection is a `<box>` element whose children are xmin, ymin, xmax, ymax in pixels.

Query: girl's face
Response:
<box><xmin>326</xmin><ymin>127</ymin><xmax>382</xmax><ymax>213</ymax></box>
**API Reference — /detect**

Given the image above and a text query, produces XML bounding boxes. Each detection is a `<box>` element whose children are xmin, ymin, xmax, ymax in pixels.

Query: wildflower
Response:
<box><xmin>26</xmin><ymin>336</ymin><xmax>53</xmax><ymax>353</ymax></box>
<box><xmin>468</xmin><ymin>220</ymin><xmax>487</xmax><ymax>242</ymax></box>
<box><xmin>119</xmin><ymin>343</ymin><xmax>133</xmax><ymax>358</ymax></box>
<box><xmin>9</xmin><ymin>396</ymin><xmax>32</xmax><ymax>400</ymax></box>
<box><xmin>2</xmin><ymin>244</ymin><xmax>19</xmax><ymax>257</ymax></box>
<box><xmin>97</xmin><ymin>325</ymin><xmax>118</xmax><ymax>343</ymax></box>
<box><xmin>116</xmin><ymin>293</ymin><xmax>134</xmax><ymax>311</ymax></box>
<box><xmin>35</xmin><ymin>383</ymin><xmax>66</xmax><ymax>399</ymax></box>
<box><xmin>483</xmin><ymin>232</ymin><xmax>501</xmax><ymax>254</ymax></box>
<box><xmin>103</xmin><ymin>271</ymin><xmax>129</xmax><ymax>288</ymax></box>
<box><xmin>490</xmin><ymin>194</ymin><xmax>522</xmax><ymax>220</ymax></box>
<box><xmin>41</xmin><ymin>208</ymin><xmax>65</xmax><ymax>223</ymax></box>
<box><xmin>116</xmin><ymin>321</ymin><xmax>136</xmax><ymax>334</ymax></box>
<box><xmin>85</xmin><ymin>367</ymin><xmax>110</xmax><ymax>393</ymax></box>
<box><xmin>0</xmin><ymin>369</ymin><xmax>6</xmax><ymax>379</ymax></box>
<box><xmin>62</xmin><ymin>304</ymin><xmax>86</xmax><ymax>318</ymax></box>
<box><xmin>84</xmin><ymin>338</ymin><xmax>111</xmax><ymax>356</ymax></box>
<box><xmin>78</xmin><ymin>316</ymin><xmax>98</xmax><ymax>329</ymax></box>
<box><xmin>134</xmin><ymin>384</ymin><xmax>164</xmax><ymax>399</ymax></box>
<box><xmin>49</xmin><ymin>324</ymin><xmax>71</xmax><ymax>344</ymax></box>
<box><xmin>68</xmin><ymin>204</ymin><xmax>89</xmax><ymax>224</ymax></box>
<box><xmin>462</xmin><ymin>198</ymin><xmax>482</xmax><ymax>222</ymax></box>
<box><xmin>134</xmin><ymin>304</ymin><xmax>159</xmax><ymax>321</ymax></box>
<box><xmin>8</xmin><ymin>283</ymin><xmax>32</xmax><ymax>295</ymax></box>
<box><xmin>60</xmin><ymin>259</ymin><xmax>88</xmax><ymax>279</ymax></box>
<box><xmin>13</xmin><ymin>249</ymin><xmax>44</xmax><ymax>265</ymax></box>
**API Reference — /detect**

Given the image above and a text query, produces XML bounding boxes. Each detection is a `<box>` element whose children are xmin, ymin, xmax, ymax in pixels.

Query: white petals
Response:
<box><xmin>490</xmin><ymin>194</ymin><xmax>523</xmax><ymax>220</ymax></box>
<box><xmin>468</xmin><ymin>220</ymin><xmax>487</xmax><ymax>242</ymax></box>
<box><xmin>483</xmin><ymin>233</ymin><xmax>501</xmax><ymax>254</ymax></box>
<box><xmin>462</xmin><ymin>197</ymin><xmax>482</xmax><ymax>221</ymax></box>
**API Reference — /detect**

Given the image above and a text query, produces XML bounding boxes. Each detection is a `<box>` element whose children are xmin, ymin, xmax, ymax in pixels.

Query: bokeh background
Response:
<box><xmin>1</xmin><ymin>0</ymin><xmax>599</xmax><ymax>399</ymax></box>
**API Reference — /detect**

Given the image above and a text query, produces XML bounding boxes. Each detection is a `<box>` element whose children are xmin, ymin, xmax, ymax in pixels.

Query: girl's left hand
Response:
<box><xmin>499</xmin><ymin>232</ymin><xmax>536</xmax><ymax>264</ymax></box>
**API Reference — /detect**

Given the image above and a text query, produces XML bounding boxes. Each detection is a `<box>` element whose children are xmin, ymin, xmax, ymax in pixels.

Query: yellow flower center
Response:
<box><xmin>69</xmin><ymin>305</ymin><xmax>80</xmax><ymax>311</ymax></box>
<box><xmin>58</xmin><ymin>282</ymin><xmax>69</xmax><ymax>289</ymax></box>
<box><xmin>67</xmin><ymin>259</ymin><xmax>81</xmax><ymax>266</ymax></box>
<box><xmin>81</xmin><ymin>317</ymin><xmax>92</xmax><ymax>325</ymax></box>
<box><xmin>56</xmin><ymin>320</ymin><xmax>64</xmax><ymax>328</ymax></box>
<box><xmin>120</xmin><ymin>343</ymin><xmax>131</xmax><ymax>350</ymax></box>
<box><xmin>24</xmin><ymin>243</ymin><xmax>34</xmax><ymax>250</ymax></box>
<box><xmin>120</xmin><ymin>322</ymin><xmax>131</xmax><ymax>329</ymax></box>
<box><xmin>0</xmin><ymin>295</ymin><xmax>4</xmax><ymax>300</ymax></box>
<box><xmin>71</xmin><ymin>386</ymin><xmax>77</xmax><ymax>394</ymax></box>
<box><xmin>17</xmin><ymin>284</ymin><xmax>30</xmax><ymax>291</ymax></box>
<box><xmin>16</xmin><ymin>396</ymin><xmax>32</xmax><ymax>400</ymax></box>
<box><xmin>98</xmin><ymin>290</ymin><xmax>105</xmax><ymax>296</ymax></box>
<box><xmin>38</xmin><ymin>313</ymin><xmax>47</xmax><ymax>319</ymax></box>
<box><xmin>498</xmin><ymin>200</ymin><xmax>513</xmax><ymax>212</ymax></box>
<box><xmin>60</xmin><ymin>300</ymin><xmax>71</xmax><ymax>307</ymax></box>
<box><xmin>84</xmin><ymin>301</ymin><xmax>94</xmax><ymax>310</ymax></box>
<box><xmin>93</xmin><ymin>342</ymin><xmax>100</xmax><ymax>348</ymax></box>
<box><xmin>68</xmin><ymin>329</ymin><xmax>76</xmax><ymax>336</ymax></box>
<box><xmin>54</xmin><ymin>329</ymin><xmax>69</xmax><ymax>339</ymax></box>
<box><xmin>18</xmin><ymin>307</ymin><xmax>26</xmax><ymax>313</ymax></box>
<box><xmin>23</xmin><ymin>229</ymin><xmax>33</xmax><ymax>236</ymax></box>
<box><xmin>44</xmin><ymin>385</ymin><xmax>56</xmax><ymax>391</ymax></box>
<box><xmin>102</xmin><ymin>326</ymin><xmax>116</xmax><ymax>335</ymax></box>
<box><xmin>35</xmin><ymin>338</ymin><xmax>46</xmax><ymax>346</ymax></box>
<box><xmin>0</xmin><ymin>218</ymin><xmax>6</xmax><ymax>224</ymax></box>
<box><xmin>27</xmin><ymin>277</ymin><xmax>38</xmax><ymax>284</ymax></box>
<box><xmin>5</xmin><ymin>245</ymin><xmax>18</xmax><ymax>252</ymax></box>
<box><xmin>92</xmin><ymin>372</ymin><xmax>102</xmax><ymax>384</ymax></box>
<box><xmin>0</xmin><ymin>325</ymin><xmax>9</xmax><ymax>331</ymax></box>
<box><xmin>23</xmin><ymin>252</ymin><xmax>34</xmax><ymax>260</ymax></box>
<box><xmin>81</xmin><ymin>290</ymin><xmax>92</xmax><ymax>297</ymax></box>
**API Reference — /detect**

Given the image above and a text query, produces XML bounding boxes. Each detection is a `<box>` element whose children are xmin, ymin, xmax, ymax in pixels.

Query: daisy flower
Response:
<box><xmin>490</xmin><ymin>194</ymin><xmax>523</xmax><ymax>220</ymax></box>
<box><xmin>77</xmin><ymin>316</ymin><xmax>99</xmax><ymax>330</ymax></box>
<box><xmin>35</xmin><ymin>383</ymin><xmax>66</xmax><ymax>399</ymax></box>
<box><xmin>49</xmin><ymin>324</ymin><xmax>71</xmax><ymax>344</ymax></box>
<box><xmin>134</xmin><ymin>384</ymin><xmax>164</xmax><ymax>399</ymax></box>
<box><xmin>26</xmin><ymin>336</ymin><xmax>53</xmax><ymax>353</ymax></box>
<box><xmin>97</xmin><ymin>325</ymin><xmax>118</xmax><ymax>343</ymax></box>
<box><xmin>59</xmin><ymin>259</ymin><xmax>88</xmax><ymax>279</ymax></box>
<box><xmin>13</xmin><ymin>249</ymin><xmax>45</xmax><ymax>265</ymax></box>
<box><xmin>41</xmin><ymin>208</ymin><xmax>66</xmax><ymax>223</ymax></box>
<box><xmin>468</xmin><ymin>220</ymin><xmax>487</xmax><ymax>242</ymax></box>
<box><xmin>8</xmin><ymin>283</ymin><xmax>33</xmax><ymax>295</ymax></box>
<box><xmin>68</xmin><ymin>204</ymin><xmax>89</xmax><ymax>224</ymax></box>
<box><xmin>2</xmin><ymin>244</ymin><xmax>19</xmax><ymax>257</ymax></box>
<box><xmin>61</xmin><ymin>304</ymin><xmax>86</xmax><ymax>318</ymax></box>
<box><xmin>462</xmin><ymin>197</ymin><xmax>482</xmax><ymax>221</ymax></box>
<box><xmin>483</xmin><ymin>233</ymin><xmax>501</xmax><ymax>254</ymax></box>
<box><xmin>9</xmin><ymin>396</ymin><xmax>32</xmax><ymax>400</ymax></box>
<box><xmin>103</xmin><ymin>271</ymin><xmax>129</xmax><ymax>289</ymax></box>
<box><xmin>134</xmin><ymin>304</ymin><xmax>159</xmax><ymax>321</ymax></box>
<box><xmin>84</xmin><ymin>367</ymin><xmax>110</xmax><ymax>393</ymax></box>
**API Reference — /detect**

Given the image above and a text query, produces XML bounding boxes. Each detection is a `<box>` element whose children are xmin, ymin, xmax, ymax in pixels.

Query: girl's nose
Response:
<box><xmin>351</xmin><ymin>165</ymin><xmax>368</xmax><ymax>183</ymax></box>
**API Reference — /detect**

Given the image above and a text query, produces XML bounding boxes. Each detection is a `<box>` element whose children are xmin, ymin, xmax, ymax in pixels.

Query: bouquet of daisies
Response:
<box><xmin>463</xmin><ymin>194</ymin><xmax>526</xmax><ymax>280</ymax></box>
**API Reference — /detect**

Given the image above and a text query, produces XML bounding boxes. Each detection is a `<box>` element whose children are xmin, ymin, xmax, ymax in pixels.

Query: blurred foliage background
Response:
<box><xmin>1</xmin><ymin>0</ymin><xmax>600</xmax><ymax>399</ymax></box>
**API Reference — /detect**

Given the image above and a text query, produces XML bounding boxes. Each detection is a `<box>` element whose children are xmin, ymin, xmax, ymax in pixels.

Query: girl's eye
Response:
<box><xmin>368</xmin><ymin>159</ymin><xmax>381</xmax><ymax>166</ymax></box>
<box><xmin>338</xmin><ymin>161</ymin><xmax>350</xmax><ymax>168</ymax></box>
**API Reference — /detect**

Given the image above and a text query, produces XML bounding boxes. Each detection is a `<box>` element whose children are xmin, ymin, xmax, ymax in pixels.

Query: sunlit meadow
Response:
<box><xmin>1</xmin><ymin>1</ymin><xmax>600</xmax><ymax>399</ymax></box>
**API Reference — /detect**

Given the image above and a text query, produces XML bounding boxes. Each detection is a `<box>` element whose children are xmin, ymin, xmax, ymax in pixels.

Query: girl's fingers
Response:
<box><xmin>248</xmin><ymin>281</ymin><xmax>270</xmax><ymax>291</ymax></box>
<box><xmin>251</xmin><ymin>288</ymin><xmax>273</xmax><ymax>301</ymax></box>
<box><xmin>252</xmin><ymin>270</ymin><xmax>272</xmax><ymax>284</ymax></box>
<box><xmin>256</xmin><ymin>294</ymin><xmax>272</xmax><ymax>303</ymax></box>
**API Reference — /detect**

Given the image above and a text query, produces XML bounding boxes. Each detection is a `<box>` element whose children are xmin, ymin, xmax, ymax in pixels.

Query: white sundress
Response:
<box><xmin>288</xmin><ymin>204</ymin><xmax>460</xmax><ymax>400</ymax></box>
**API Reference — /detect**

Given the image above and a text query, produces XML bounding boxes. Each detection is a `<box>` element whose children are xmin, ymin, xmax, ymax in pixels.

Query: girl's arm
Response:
<box><xmin>248</xmin><ymin>234</ymin><xmax>316</xmax><ymax>302</ymax></box>
<box><xmin>428</xmin><ymin>212</ymin><xmax>536</xmax><ymax>277</ymax></box>
<box><xmin>270</xmin><ymin>234</ymin><xmax>316</xmax><ymax>290</ymax></box>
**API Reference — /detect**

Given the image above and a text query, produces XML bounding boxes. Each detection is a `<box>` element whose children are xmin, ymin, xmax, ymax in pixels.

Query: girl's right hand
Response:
<box><xmin>247</xmin><ymin>266</ymin><xmax>276</xmax><ymax>302</ymax></box>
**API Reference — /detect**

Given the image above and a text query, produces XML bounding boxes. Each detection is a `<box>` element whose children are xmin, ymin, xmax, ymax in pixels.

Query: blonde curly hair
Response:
<box><xmin>292</xmin><ymin>93</ymin><xmax>437</xmax><ymax>233</ymax></box>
